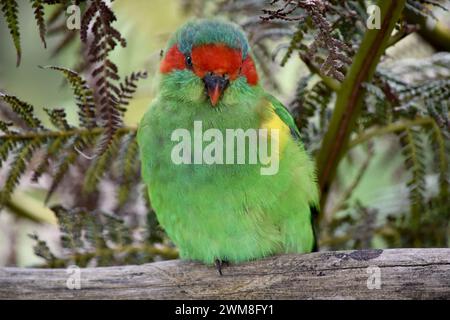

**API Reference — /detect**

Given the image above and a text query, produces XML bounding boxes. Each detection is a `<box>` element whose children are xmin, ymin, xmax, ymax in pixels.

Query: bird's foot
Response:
<box><xmin>214</xmin><ymin>259</ymin><xmax>229</xmax><ymax>276</ymax></box>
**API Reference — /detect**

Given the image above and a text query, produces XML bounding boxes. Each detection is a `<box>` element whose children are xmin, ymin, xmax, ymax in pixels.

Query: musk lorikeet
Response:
<box><xmin>138</xmin><ymin>19</ymin><xmax>319</xmax><ymax>274</ymax></box>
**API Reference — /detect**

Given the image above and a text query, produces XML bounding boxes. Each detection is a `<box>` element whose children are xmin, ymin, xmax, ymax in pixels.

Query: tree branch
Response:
<box><xmin>1</xmin><ymin>249</ymin><xmax>449</xmax><ymax>299</ymax></box>
<box><xmin>347</xmin><ymin>117</ymin><xmax>433</xmax><ymax>150</ymax></box>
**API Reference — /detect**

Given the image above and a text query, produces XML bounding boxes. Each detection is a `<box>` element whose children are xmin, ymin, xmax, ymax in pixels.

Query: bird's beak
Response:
<box><xmin>203</xmin><ymin>73</ymin><xmax>229</xmax><ymax>107</ymax></box>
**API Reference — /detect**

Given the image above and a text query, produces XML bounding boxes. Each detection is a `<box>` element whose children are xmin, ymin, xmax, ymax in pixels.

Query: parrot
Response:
<box><xmin>137</xmin><ymin>19</ymin><xmax>319</xmax><ymax>275</ymax></box>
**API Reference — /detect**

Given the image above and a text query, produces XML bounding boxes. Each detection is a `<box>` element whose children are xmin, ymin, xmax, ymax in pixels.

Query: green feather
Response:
<box><xmin>267</xmin><ymin>94</ymin><xmax>302</xmax><ymax>140</ymax></box>
<box><xmin>138</xmin><ymin>20</ymin><xmax>319</xmax><ymax>264</ymax></box>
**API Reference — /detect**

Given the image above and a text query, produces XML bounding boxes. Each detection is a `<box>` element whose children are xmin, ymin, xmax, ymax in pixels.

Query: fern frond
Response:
<box><xmin>29</xmin><ymin>233</ymin><xmax>59</xmax><ymax>267</ymax></box>
<box><xmin>292</xmin><ymin>79</ymin><xmax>333</xmax><ymax>150</ymax></box>
<box><xmin>361</xmin><ymin>81</ymin><xmax>395</xmax><ymax>128</ymax></box>
<box><xmin>398</xmin><ymin>127</ymin><xmax>427</xmax><ymax>227</ymax></box>
<box><xmin>81</xmin><ymin>0</ymin><xmax>127</xmax><ymax>155</ymax></box>
<box><xmin>83</xmin><ymin>132</ymin><xmax>122</xmax><ymax>193</ymax></box>
<box><xmin>30</xmin><ymin>0</ymin><xmax>47</xmax><ymax>48</ymax></box>
<box><xmin>0</xmin><ymin>93</ymin><xmax>43</xmax><ymax>129</ymax></box>
<box><xmin>83</xmin><ymin>211</ymin><xmax>108</xmax><ymax>259</ymax></box>
<box><xmin>116</xmin><ymin>133</ymin><xmax>139</xmax><ymax>207</ymax></box>
<box><xmin>0</xmin><ymin>120</ymin><xmax>13</xmax><ymax>133</ymax></box>
<box><xmin>52</xmin><ymin>205</ymin><xmax>84</xmax><ymax>252</ymax></box>
<box><xmin>31</xmin><ymin>136</ymin><xmax>67</xmax><ymax>182</ymax></box>
<box><xmin>291</xmin><ymin>74</ymin><xmax>314</xmax><ymax>128</ymax></box>
<box><xmin>31</xmin><ymin>204</ymin><xmax>176</xmax><ymax>267</ymax></box>
<box><xmin>261</xmin><ymin>0</ymin><xmax>354</xmax><ymax>82</ymax></box>
<box><xmin>44</xmin><ymin>108</ymin><xmax>71</xmax><ymax>130</ymax></box>
<box><xmin>117</xmin><ymin>71</ymin><xmax>148</xmax><ymax>110</ymax></box>
<box><xmin>426</xmin><ymin>120</ymin><xmax>449</xmax><ymax>210</ymax></box>
<box><xmin>1</xmin><ymin>0</ymin><xmax>21</xmax><ymax>66</ymax></box>
<box><xmin>40</xmin><ymin>66</ymin><xmax>97</xmax><ymax>129</ymax></box>
<box><xmin>0</xmin><ymin>139</ymin><xmax>42</xmax><ymax>206</ymax></box>
<box><xmin>280</xmin><ymin>23</ymin><xmax>306</xmax><ymax>66</ymax></box>
<box><xmin>0</xmin><ymin>139</ymin><xmax>19</xmax><ymax>168</ymax></box>
<box><xmin>103</xmin><ymin>214</ymin><xmax>132</xmax><ymax>246</ymax></box>
<box><xmin>45</xmin><ymin>135</ymin><xmax>88</xmax><ymax>203</ymax></box>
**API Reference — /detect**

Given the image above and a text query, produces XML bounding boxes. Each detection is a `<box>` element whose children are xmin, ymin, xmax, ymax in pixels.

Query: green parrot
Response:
<box><xmin>138</xmin><ymin>19</ymin><xmax>319</xmax><ymax>274</ymax></box>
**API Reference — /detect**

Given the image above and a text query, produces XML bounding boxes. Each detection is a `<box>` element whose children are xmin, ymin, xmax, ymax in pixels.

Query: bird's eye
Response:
<box><xmin>185</xmin><ymin>55</ymin><xmax>193</xmax><ymax>69</ymax></box>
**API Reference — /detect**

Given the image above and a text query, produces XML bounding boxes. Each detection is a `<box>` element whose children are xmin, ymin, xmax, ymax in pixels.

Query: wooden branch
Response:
<box><xmin>1</xmin><ymin>249</ymin><xmax>449</xmax><ymax>299</ymax></box>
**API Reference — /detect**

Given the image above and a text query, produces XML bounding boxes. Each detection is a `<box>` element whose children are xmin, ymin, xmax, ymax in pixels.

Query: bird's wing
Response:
<box><xmin>263</xmin><ymin>94</ymin><xmax>301</xmax><ymax>139</ymax></box>
<box><xmin>259</xmin><ymin>94</ymin><xmax>320</xmax><ymax>251</ymax></box>
<box><xmin>257</xmin><ymin>94</ymin><xmax>302</xmax><ymax>155</ymax></box>
<box><xmin>137</xmin><ymin>110</ymin><xmax>155</xmax><ymax>187</ymax></box>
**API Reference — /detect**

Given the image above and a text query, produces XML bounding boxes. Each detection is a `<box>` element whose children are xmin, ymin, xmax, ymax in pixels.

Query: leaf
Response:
<box><xmin>51</xmin><ymin>205</ymin><xmax>84</xmax><ymax>251</ymax></box>
<box><xmin>103</xmin><ymin>213</ymin><xmax>132</xmax><ymax>246</ymax></box>
<box><xmin>45</xmin><ymin>135</ymin><xmax>86</xmax><ymax>203</ymax></box>
<box><xmin>32</xmin><ymin>136</ymin><xmax>67</xmax><ymax>182</ymax></box>
<box><xmin>398</xmin><ymin>127</ymin><xmax>427</xmax><ymax>227</ymax></box>
<box><xmin>426</xmin><ymin>121</ymin><xmax>449</xmax><ymax>211</ymax></box>
<box><xmin>0</xmin><ymin>93</ymin><xmax>43</xmax><ymax>129</ymax></box>
<box><xmin>29</xmin><ymin>233</ymin><xmax>59</xmax><ymax>266</ymax></box>
<box><xmin>116</xmin><ymin>133</ymin><xmax>139</xmax><ymax>207</ymax></box>
<box><xmin>79</xmin><ymin>0</ymin><xmax>128</xmax><ymax>155</ymax></box>
<box><xmin>117</xmin><ymin>71</ymin><xmax>148</xmax><ymax>110</ymax></box>
<box><xmin>83</xmin><ymin>132</ymin><xmax>122</xmax><ymax>193</ymax></box>
<box><xmin>0</xmin><ymin>120</ymin><xmax>13</xmax><ymax>133</ymax></box>
<box><xmin>30</xmin><ymin>0</ymin><xmax>47</xmax><ymax>48</ymax></box>
<box><xmin>0</xmin><ymin>139</ymin><xmax>19</xmax><ymax>168</ymax></box>
<box><xmin>1</xmin><ymin>0</ymin><xmax>21</xmax><ymax>66</ymax></box>
<box><xmin>40</xmin><ymin>66</ymin><xmax>97</xmax><ymax>129</ymax></box>
<box><xmin>0</xmin><ymin>139</ymin><xmax>42</xmax><ymax>206</ymax></box>
<box><xmin>44</xmin><ymin>108</ymin><xmax>71</xmax><ymax>130</ymax></box>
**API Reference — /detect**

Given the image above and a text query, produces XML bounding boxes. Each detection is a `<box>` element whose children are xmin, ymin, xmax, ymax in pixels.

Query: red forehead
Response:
<box><xmin>191</xmin><ymin>44</ymin><xmax>242</xmax><ymax>79</ymax></box>
<box><xmin>159</xmin><ymin>44</ymin><xmax>258</xmax><ymax>85</ymax></box>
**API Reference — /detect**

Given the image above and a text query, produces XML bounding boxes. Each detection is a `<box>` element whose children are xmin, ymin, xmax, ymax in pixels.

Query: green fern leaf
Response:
<box><xmin>117</xmin><ymin>71</ymin><xmax>148</xmax><ymax>111</ymax></box>
<box><xmin>44</xmin><ymin>108</ymin><xmax>71</xmax><ymax>130</ymax></box>
<box><xmin>116</xmin><ymin>133</ymin><xmax>139</xmax><ymax>207</ymax></box>
<box><xmin>1</xmin><ymin>0</ymin><xmax>21</xmax><ymax>66</ymax></box>
<box><xmin>0</xmin><ymin>93</ymin><xmax>43</xmax><ymax>129</ymax></box>
<box><xmin>103</xmin><ymin>213</ymin><xmax>132</xmax><ymax>246</ymax></box>
<box><xmin>0</xmin><ymin>139</ymin><xmax>19</xmax><ymax>168</ymax></box>
<box><xmin>0</xmin><ymin>139</ymin><xmax>42</xmax><ymax>206</ymax></box>
<box><xmin>51</xmin><ymin>205</ymin><xmax>84</xmax><ymax>252</ymax></box>
<box><xmin>83</xmin><ymin>132</ymin><xmax>122</xmax><ymax>193</ymax></box>
<box><xmin>30</xmin><ymin>0</ymin><xmax>47</xmax><ymax>48</ymax></box>
<box><xmin>29</xmin><ymin>233</ymin><xmax>59</xmax><ymax>267</ymax></box>
<box><xmin>426</xmin><ymin>121</ymin><xmax>449</xmax><ymax>211</ymax></box>
<box><xmin>0</xmin><ymin>120</ymin><xmax>13</xmax><ymax>133</ymax></box>
<box><xmin>40</xmin><ymin>66</ymin><xmax>97</xmax><ymax>128</ymax></box>
<box><xmin>32</xmin><ymin>136</ymin><xmax>67</xmax><ymax>182</ymax></box>
<box><xmin>399</xmin><ymin>127</ymin><xmax>427</xmax><ymax>228</ymax></box>
<box><xmin>45</xmin><ymin>136</ymin><xmax>86</xmax><ymax>203</ymax></box>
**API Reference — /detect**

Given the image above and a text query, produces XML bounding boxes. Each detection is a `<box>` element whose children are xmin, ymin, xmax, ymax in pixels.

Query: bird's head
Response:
<box><xmin>159</xmin><ymin>19</ymin><xmax>258</xmax><ymax>107</ymax></box>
